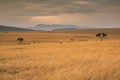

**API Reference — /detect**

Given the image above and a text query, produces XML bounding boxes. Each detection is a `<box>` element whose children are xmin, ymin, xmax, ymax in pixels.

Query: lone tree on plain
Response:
<box><xmin>96</xmin><ymin>32</ymin><xmax>107</xmax><ymax>41</ymax></box>
<box><xmin>17</xmin><ymin>37</ymin><xmax>24</xmax><ymax>43</ymax></box>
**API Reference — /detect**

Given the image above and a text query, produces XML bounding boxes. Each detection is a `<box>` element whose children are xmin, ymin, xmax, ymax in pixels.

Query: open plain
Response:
<box><xmin>0</xmin><ymin>28</ymin><xmax>120</xmax><ymax>80</ymax></box>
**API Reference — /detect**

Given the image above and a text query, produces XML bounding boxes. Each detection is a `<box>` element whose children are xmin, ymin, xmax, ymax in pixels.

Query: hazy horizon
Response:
<box><xmin>0</xmin><ymin>0</ymin><xmax>120</xmax><ymax>28</ymax></box>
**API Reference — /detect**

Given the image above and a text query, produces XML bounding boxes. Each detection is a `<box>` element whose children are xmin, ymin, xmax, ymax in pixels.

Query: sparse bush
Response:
<box><xmin>96</xmin><ymin>32</ymin><xmax>107</xmax><ymax>41</ymax></box>
<box><xmin>33</xmin><ymin>41</ymin><xmax>36</xmax><ymax>43</ymax></box>
<box><xmin>71</xmin><ymin>38</ymin><xmax>74</xmax><ymax>41</ymax></box>
<box><xmin>60</xmin><ymin>42</ymin><xmax>62</xmax><ymax>44</ymax></box>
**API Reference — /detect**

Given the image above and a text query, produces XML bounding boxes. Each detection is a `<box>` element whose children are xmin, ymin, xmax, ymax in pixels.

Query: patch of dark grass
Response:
<box><xmin>0</xmin><ymin>67</ymin><xmax>20</xmax><ymax>75</ymax></box>
<box><xmin>7</xmin><ymin>70</ymin><xmax>20</xmax><ymax>75</ymax></box>
<box><xmin>0</xmin><ymin>68</ymin><xmax>7</xmax><ymax>74</ymax></box>
<box><xmin>0</xmin><ymin>66</ymin><xmax>31</xmax><ymax>75</ymax></box>
<box><xmin>0</xmin><ymin>56</ymin><xmax>24</xmax><ymax>63</ymax></box>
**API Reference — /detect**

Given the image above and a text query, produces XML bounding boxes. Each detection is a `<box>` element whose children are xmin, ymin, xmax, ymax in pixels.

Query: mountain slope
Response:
<box><xmin>53</xmin><ymin>28</ymin><xmax>120</xmax><ymax>35</ymax></box>
<box><xmin>53</xmin><ymin>28</ymin><xmax>78</xmax><ymax>31</ymax></box>
<box><xmin>29</xmin><ymin>24</ymin><xmax>86</xmax><ymax>31</ymax></box>
<box><xmin>0</xmin><ymin>25</ymin><xmax>34</xmax><ymax>31</ymax></box>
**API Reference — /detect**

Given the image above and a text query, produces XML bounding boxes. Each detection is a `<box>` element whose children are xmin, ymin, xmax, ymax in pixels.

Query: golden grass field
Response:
<box><xmin>0</xmin><ymin>29</ymin><xmax>120</xmax><ymax>80</ymax></box>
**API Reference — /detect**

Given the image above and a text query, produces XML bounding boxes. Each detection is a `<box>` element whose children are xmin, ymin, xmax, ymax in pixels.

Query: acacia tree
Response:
<box><xmin>17</xmin><ymin>37</ymin><xmax>24</xmax><ymax>43</ymax></box>
<box><xmin>96</xmin><ymin>32</ymin><xmax>107</xmax><ymax>41</ymax></box>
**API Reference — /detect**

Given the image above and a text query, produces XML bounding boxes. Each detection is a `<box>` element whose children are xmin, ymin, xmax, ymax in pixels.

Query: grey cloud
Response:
<box><xmin>0</xmin><ymin>0</ymin><xmax>119</xmax><ymax>16</ymax></box>
<box><xmin>82</xmin><ymin>0</ymin><xmax>120</xmax><ymax>7</ymax></box>
<box><xmin>20</xmin><ymin>0</ymin><xmax>120</xmax><ymax>5</ymax></box>
<box><xmin>0</xmin><ymin>0</ymin><xmax>120</xmax><ymax>5</ymax></box>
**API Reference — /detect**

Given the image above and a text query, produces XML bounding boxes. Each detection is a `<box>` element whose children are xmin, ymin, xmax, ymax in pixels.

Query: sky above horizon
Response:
<box><xmin>0</xmin><ymin>0</ymin><xmax>120</xmax><ymax>28</ymax></box>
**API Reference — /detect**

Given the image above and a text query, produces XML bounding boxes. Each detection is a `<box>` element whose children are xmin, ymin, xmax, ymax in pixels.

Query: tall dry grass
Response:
<box><xmin>0</xmin><ymin>39</ymin><xmax>120</xmax><ymax>80</ymax></box>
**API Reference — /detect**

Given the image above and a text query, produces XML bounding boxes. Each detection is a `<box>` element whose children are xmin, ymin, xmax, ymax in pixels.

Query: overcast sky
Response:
<box><xmin>0</xmin><ymin>0</ymin><xmax>120</xmax><ymax>28</ymax></box>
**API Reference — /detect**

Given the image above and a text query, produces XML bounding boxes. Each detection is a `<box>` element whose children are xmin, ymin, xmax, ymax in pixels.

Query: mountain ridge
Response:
<box><xmin>0</xmin><ymin>25</ymin><xmax>34</xmax><ymax>31</ymax></box>
<box><xmin>29</xmin><ymin>24</ymin><xmax>88</xmax><ymax>31</ymax></box>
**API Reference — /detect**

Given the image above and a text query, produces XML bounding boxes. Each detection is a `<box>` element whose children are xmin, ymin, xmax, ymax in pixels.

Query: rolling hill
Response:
<box><xmin>29</xmin><ymin>24</ymin><xmax>87</xmax><ymax>31</ymax></box>
<box><xmin>0</xmin><ymin>25</ymin><xmax>34</xmax><ymax>31</ymax></box>
<box><xmin>53</xmin><ymin>28</ymin><xmax>120</xmax><ymax>35</ymax></box>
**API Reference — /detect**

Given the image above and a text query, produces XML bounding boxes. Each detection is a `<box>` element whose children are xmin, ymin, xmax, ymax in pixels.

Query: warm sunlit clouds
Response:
<box><xmin>30</xmin><ymin>10</ymin><xmax>120</xmax><ymax>28</ymax></box>
<box><xmin>30</xmin><ymin>14</ymin><xmax>86</xmax><ymax>25</ymax></box>
<box><xmin>0</xmin><ymin>0</ymin><xmax>120</xmax><ymax>28</ymax></box>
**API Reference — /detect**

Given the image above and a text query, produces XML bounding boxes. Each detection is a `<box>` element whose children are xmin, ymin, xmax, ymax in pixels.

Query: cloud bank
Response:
<box><xmin>0</xmin><ymin>0</ymin><xmax>119</xmax><ymax>28</ymax></box>
<box><xmin>0</xmin><ymin>0</ymin><xmax>120</xmax><ymax>16</ymax></box>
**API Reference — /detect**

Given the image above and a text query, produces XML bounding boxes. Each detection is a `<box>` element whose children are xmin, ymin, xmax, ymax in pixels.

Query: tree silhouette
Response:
<box><xmin>17</xmin><ymin>37</ymin><xmax>24</xmax><ymax>43</ymax></box>
<box><xmin>96</xmin><ymin>32</ymin><xmax>107</xmax><ymax>41</ymax></box>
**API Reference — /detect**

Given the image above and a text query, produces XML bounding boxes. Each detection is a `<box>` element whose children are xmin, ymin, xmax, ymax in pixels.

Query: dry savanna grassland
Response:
<box><xmin>0</xmin><ymin>28</ymin><xmax>120</xmax><ymax>80</ymax></box>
